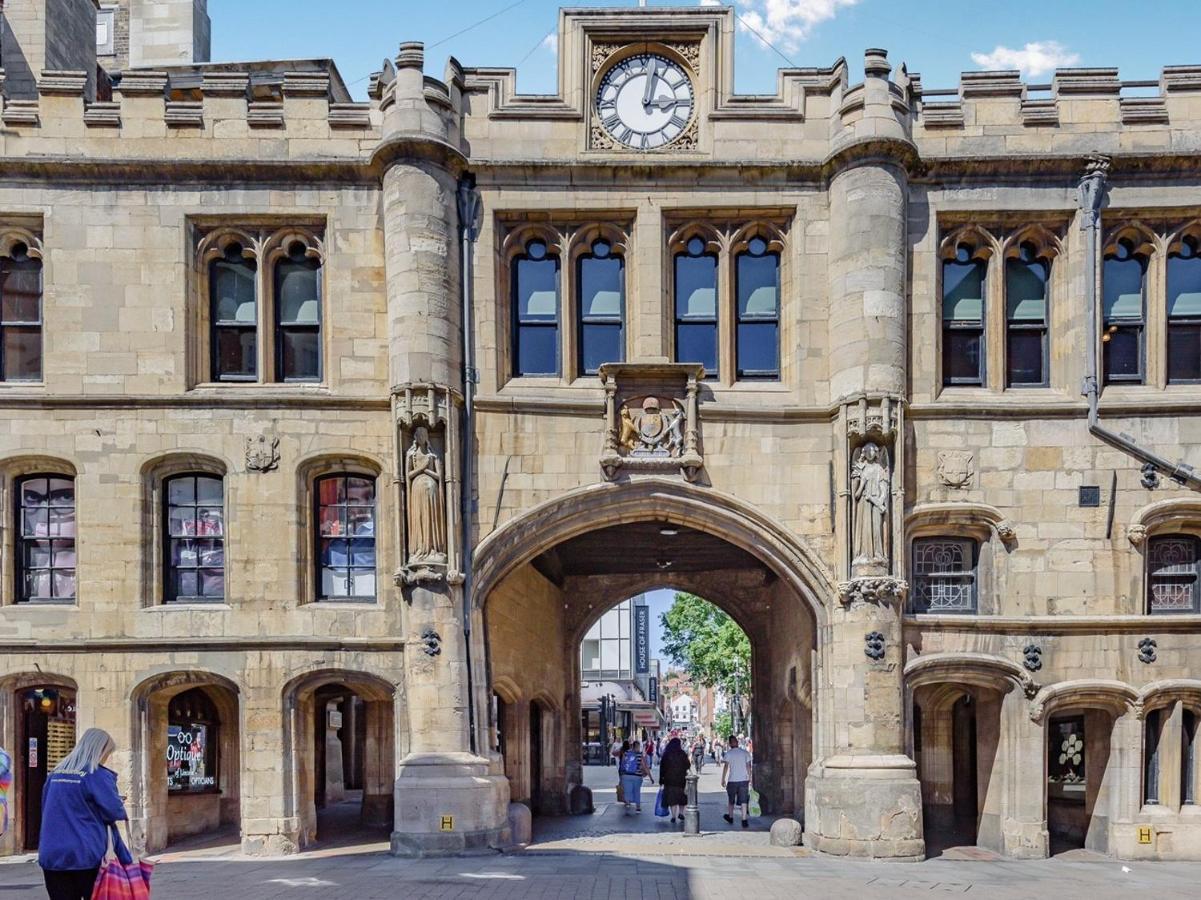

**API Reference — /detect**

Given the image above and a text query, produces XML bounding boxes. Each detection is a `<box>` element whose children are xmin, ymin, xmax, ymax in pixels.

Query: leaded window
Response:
<box><xmin>1</xmin><ymin>243</ymin><xmax>43</xmax><ymax>382</ymax></box>
<box><xmin>1147</xmin><ymin>535</ymin><xmax>1200</xmax><ymax>614</ymax></box>
<box><xmin>1168</xmin><ymin>236</ymin><xmax>1201</xmax><ymax>384</ymax></box>
<box><xmin>16</xmin><ymin>475</ymin><xmax>75</xmax><ymax>602</ymax></box>
<box><xmin>164</xmin><ymin>474</ymin><xmax>225</xmax><ymax>603</ymax></box>
<box><xmin>577</xmin><ymin>240</ymin><xmax>624</xmax><ymax>375</ymax></box>
<box><xmin>512</xmin><ymin>239</ymin><xmax>560</xmax><ymax>377</ymax></box>
<box><xmin>1048</xmin><ymin>715</ymin><xmax>1086</xmax><ymax>803</ymax></box>
<box><xmin>1102</xmin><ymin>239</ymin><xmax>1147</xmax><ymax>384</ymax></box>
<box><xmin>1144</xmin><ymin>707</ymin><xmax>1162</xmax><ymax>804</ymax></box>
<box><xmin>911</xmin><ymin>538</ymin><xmax>977</xmax><ymax>613</ymax></box>
<box><xmin>274</xmin><ymin>241</ymin><xmax>322</xmax><ymax>382</ymax></box>
<box><xmin>735</xmin><ymin>237</ymin><xmax>779</xmax><ymax>379</ymax></box>
<box><xmin>674</xmin><ymin>236</ymin><xmax>718</xmax><ymax>376</ymax></box>
<box><xmin>1005</xmin><ymin>243</ymin><xmax>1049</xmax><ymax>387</ymax></box>
<box><xmin>209</xmin><ymin>244</ymin><xmax>258</xmax><ymax>382</ymax></box>
<box><xmin>316</xmin><ymin>474</ymin><xmax>376</xmax><ymax>601</ymax></box>
<box><xmin>943</xmin><ymin>244</ymin><xmax>987</xmax><ymax>386</ymax></box>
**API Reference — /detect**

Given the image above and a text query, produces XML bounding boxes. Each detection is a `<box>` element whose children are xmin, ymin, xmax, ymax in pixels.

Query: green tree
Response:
<box><xmin>713</xmin><ymin>711</ymin><xmax>734</xmax><ymax>740</ymax></box>
<box><xmin>659</xmin><ymin>592</ymin><xmax>751</xmax><ymax>725</ymax></box>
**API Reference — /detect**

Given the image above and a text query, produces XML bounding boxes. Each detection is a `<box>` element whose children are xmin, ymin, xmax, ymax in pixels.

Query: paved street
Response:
<box><xmin>3</xmin><ymin>759</ymin><xmax>1201</xmax><ymax>898</ymax></box>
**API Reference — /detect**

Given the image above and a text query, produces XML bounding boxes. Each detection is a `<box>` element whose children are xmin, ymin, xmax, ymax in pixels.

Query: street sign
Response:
<box><xmin>635</xmin><ymin>605</ymin><xmax>650</xmax><ymax>674</ymax></box>
<box><xmin>1138</xmin><ymin>826</ymin><xmax>1153</xmax><ymax>844</ymax></box>
<box><xmin>440</xmin><ymin>815</ymin><xmax>454</xmax><ymax>832</ymax></box>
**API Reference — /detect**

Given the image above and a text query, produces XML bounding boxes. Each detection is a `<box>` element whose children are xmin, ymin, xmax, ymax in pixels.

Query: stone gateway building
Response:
<box><xmin>1</xmin><ymin>0</ymin><xmax>1201</xmax><ymax>862</ymax></box>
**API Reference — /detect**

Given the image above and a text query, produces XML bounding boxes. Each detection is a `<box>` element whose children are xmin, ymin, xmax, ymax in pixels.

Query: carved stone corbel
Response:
<box><xmin>837</xmin><ymin>576</ymin><xmax>909</xmax><ymax>608</ymax></box>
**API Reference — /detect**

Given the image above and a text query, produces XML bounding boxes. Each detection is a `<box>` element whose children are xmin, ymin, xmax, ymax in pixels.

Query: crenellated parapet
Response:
<box><xmin>910</xmin><ymin>63</ymin><xmax>1201</xmax><ymax>155</ymax></box>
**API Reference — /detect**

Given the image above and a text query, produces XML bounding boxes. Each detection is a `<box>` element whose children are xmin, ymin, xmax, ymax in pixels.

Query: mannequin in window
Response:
<box><xmin>406</xmin><ymin>426</ymin><xmax>446</xmax><ymax>562</ymax></box>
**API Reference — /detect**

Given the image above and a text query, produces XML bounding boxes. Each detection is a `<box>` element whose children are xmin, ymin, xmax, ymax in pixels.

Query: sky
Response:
<box><xmin>209</xmin><ymin>0</ymin><xmax>1200</xmax><ymax>101</ymax></box>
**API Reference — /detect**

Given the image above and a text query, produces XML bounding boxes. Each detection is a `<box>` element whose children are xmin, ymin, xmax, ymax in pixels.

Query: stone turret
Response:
<box><xmin>377</xmin><ymin>42</ymin><xmax>509</xmax><ymax>856</ymax></box>
<box><xmin>127</xmin><ymin>0</ymin><xmax>210</xmax><ymax>68</ymax></box>
<box><xmin>1</xmin><ymin>0</ymin><xmax>99</xmax><ymax>100</ymax></box>
<box><xmin>805</xmin><ymin>49</ymin><xmax>924</xmax><ymax>860</ymax></box>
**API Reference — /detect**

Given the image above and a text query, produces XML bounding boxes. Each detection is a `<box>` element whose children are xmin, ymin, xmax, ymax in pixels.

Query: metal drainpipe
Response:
<box><xmin>457</xmin><ymin>175</ymin><xmax>482</xmax><ymax>754</ymax></box>
<box><xmin>1079</xmin><ymin>156</ymin><xmax>1201</xmax><ymax>490</ymax></box>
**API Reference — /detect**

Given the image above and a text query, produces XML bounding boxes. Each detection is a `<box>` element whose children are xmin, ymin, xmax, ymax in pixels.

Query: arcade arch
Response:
<box><xmin>475</xmin><ymin>480</ymin><xmax>828</xmax><ymax>824</ymax></box>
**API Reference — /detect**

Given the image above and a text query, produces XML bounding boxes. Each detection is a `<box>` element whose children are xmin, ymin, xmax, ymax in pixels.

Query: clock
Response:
<box><xmin>595</xmin><ymin>53</ymin><xmax>694</xmax><ymax>150</ymax></box>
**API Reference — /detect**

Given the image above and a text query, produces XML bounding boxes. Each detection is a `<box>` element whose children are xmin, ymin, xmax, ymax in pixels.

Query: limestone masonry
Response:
<box><xmin>0</xmin><ymin>2</ymin><xmax>1200</xmax><ymax>862</ymax></box>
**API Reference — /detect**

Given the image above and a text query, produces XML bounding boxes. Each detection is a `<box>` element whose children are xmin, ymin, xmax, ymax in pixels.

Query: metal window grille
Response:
<box><xmin>912</xmin><ymin>538</ymin><xmax>977</xmax><ymax>613</ymax></box>
<box><xmin>1148</xmin><ymin>536</ymin><xmax>1199</xmax><ymax>613</ymax></box>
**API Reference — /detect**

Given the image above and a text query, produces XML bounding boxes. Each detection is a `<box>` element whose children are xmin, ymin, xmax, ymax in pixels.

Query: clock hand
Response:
<box><xmin>642</xmin><ymin>57</ymin><xmax>658</xmax><ymax>106</ymax></box>
<box><xmin>651</xmin><ymin>97</ymin><xmax>681</xmax><ymax>111</ymax></box>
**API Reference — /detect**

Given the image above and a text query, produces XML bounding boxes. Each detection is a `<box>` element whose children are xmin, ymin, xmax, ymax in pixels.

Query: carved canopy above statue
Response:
<box><xmin>599</xmin><ymin>362</ymin><xmax>703</xmax><ymax>482</ymax></box>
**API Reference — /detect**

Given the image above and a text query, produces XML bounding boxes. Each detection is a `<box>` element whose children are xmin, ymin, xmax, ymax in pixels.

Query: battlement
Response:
<box><xmin>0</xmin><ymin>64</ymin><xmax>380</xmax><ymax>162</ymax></box>
<box><xmin>909</xmin><ymin>64</ymin><xmax>1201</xmax><ymax>154</ymax></box>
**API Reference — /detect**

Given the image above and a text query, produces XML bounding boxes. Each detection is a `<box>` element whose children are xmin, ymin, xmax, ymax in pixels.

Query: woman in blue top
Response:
<box><xmin>38</xmin><ymin>728</ymin><xmax>128</xmax><ymax>900</ymax></box>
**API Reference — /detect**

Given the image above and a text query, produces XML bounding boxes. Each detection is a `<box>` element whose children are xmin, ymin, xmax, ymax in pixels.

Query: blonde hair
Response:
<box><xmin>54</xmin><ymin>728</ymin><xmax>115</xmax><ymax>774</ymax></box>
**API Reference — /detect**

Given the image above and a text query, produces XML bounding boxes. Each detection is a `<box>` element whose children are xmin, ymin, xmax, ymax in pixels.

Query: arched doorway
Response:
<box><xmin>282</xmin><ymin>670</ymin><xmax>396</xmax><ymax>849</ymax></box>
<box><xmin>130</xmin><ymin>672</ymin><xmax>241</xmax><ymax>854</ymax></box>
<box><xmin>474</xmin><ymin>480</ymin><xmax>826</xmax><ymax>834</ymax></box>
<box><xmin>0</xmin><ymin>674</ymin><xmax>77</xmax><ymax>854</ymax></box>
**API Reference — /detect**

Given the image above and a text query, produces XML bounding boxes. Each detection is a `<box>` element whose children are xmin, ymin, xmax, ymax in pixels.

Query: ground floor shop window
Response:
<box><xmin>167</xmin><ymin>688</ymin><xmax>219</xmax><ymax>793</ymax></box>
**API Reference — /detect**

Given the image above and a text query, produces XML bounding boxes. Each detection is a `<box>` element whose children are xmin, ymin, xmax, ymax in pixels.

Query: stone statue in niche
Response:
<box><xmin>406</xmin><ymin>426</ymin><xmax>446</xmax><ymax>562</ymax></box>
<box><xmin>851</xmin><ymin>442</ymin><xmax>890</xmax><ymax>572</ymax></box>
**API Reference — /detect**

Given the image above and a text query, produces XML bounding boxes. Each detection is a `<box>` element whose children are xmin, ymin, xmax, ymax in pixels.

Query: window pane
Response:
<box><xmin>21</xmin><ymin>478</ymin><xmax>47</xmax><ymax>507</ymax></box>
<box><xmin>47</xmin><ymin>479</ymin><xmax>73</xmax><ymax>505</ymax></box>
<box><xmin>48</xmin><ymin>506</ymin><xmax>75</xmax><ymax>538</ymax></box>
<box><xmin>320</xmin><ymin>506</ymin><xmax>344</xmax><ymax>536</ymax></box>
<box><xmin>25</xmin><ymin>571</ymin><xmax>51</xmax><ymax>600</ymax></box>
<box><xmin>1103</xmin><ymin>326</ymin><xmax>1141</xmax><ymax>381</ymax></box>
<box><xmin>280</xmin><ymin>328</ymin><xmax>320</xmax><ymax>381</ymax></box>
<box><xmin>22</xmin><ymin>508</ymin><xmax>47</xmax><ymax>537</ymax></box>
<box><xmin>175</xmin><ymin>570</ymin><xmax>199</xmax><ymax>599</ymax></box>
<box><xmin>1168</xmin><ymin>253</ymin><xmax>1201</xmax><ymax>317</ymax></box>
<box><xmin>579</xmin><ymin>255</ymin><xmax>623</xmax><ymax>319</ymax></box>
<box><xmin>323</xmin><ymin>539</ymin><xmax>349</xmax><ymax>567</ymax></box>
<box><xmin>199</xmin><ymin>569</ymin><xmax>224</xmax><ymax>598</ymax></box>
<box><xmin>196</xmin><ymin>477</ymin><xmax>222</xmax><ymax>504</ymax></box>
<box><xmin>348</xmin><ymin>538</ymin><xmax>374</xmax><ymax>567</ymax></box>
<box><xmin>53</xmin><ymin>543</ymin><xmax>76</xmax><ymax>568</ymax></box>
<box><xmin>345</xmin><ymin>477</ymin><xmax>374</xmax><ymax>504</ymax></box>
<box><xmin>322</xmin><ymin>567</ymin><xmax>350</xmax><ymax>598</ymax></box>
<box><xmin>197</xmin><ymin>508</ymin><xmax>224</xmax><ymax>536</ymax></box>
<box><xmin>1006</xmin><ymin>257</ymin><xmax>1047</xmax><ymax>322</ymax></box>
<box><xmin>0</xmin><ymin>257</ymin><xmax>41</xmax><ymax>323</ymax></box>
<box><xmin>348</xmin><ymin>508</ymin><xmax>374</xmax><ymax>536</ymax></box>
<box><xmin>52</xmin><ymin>570</ymin><xmax>75</xmax><ymax>600</ymax></box>
<box><xmin>676</xmin><ymin>323</ymin><xmax>717</xmax><ymax>372</ymax></box>
<box><xmin>168</xmin><ymin>477</ymin><xmax>195</xmax><ymax>505</ymax></box>
<box><xmin>1103</xmin><ymin>256</ymin><xmax>1144</xmax><ymax>320</ymax></box>
<box><xmin>944</xmin><ymin>328</ymin><xmax>983</xmax><ymax>384</ymax></box>
<box><xmin>213</xmin><ymin>327</ymin><xmax>256</xmax><ymax>379</ymax></box>
<box><xmin>736</xmin><ymin>322</ymin><xmax>778</xmax><ymax>377</ymax></box>
<box><xmin>1169</xmin><ymin>324</ymin><xmax>1201</xmax><ymax>383</ymax></box>
<box><xmin>26</xmin><ymin>540</ymin><xmax>51</xmax><ymax>568</ymax></box>
<box><xmin>198</xmin><ymin>541</ymin><xmax>224</xmax><ymax>567</ymax></box>
<box><xmin>1007</xmin><ymin>329</ymin><xmax>1045</xmax><ymax>385</ymax></box>
<box><xmin>319</xmin><ymin>477</ymin><xmax>345</xmax><ymax>505</ymax></box>
<box><xmin>580</xmin><ymin>323</ymin><xmax>622</xmax><ymax>374</ymax></box>
<box><xmin>516</xmin><ymin>324</ymin><xmax>557</xmax><ymax>376</ymax></box>
<box><xmin>737</xmin><ymin>252</ymin><xmax>779</xmax><ymax>317</ymax></box>
<box><xmin>211</xmin><ymin>257</ymin><xmax>257</xmax><ymax>323</ymax></box>
<box><xmin>3</xmin><ymin>326</ymin><xmax>42</xmax><ymax>381</ymax></box>
<box><xmin>675</xmin><ymin>254</ymin><xmax>717</xmax><ymax>319</ymax></box>
<box><xmin>276</xmin><ymin>258</ymin><xmax>321</xmax><ymax>324</ymax></box>
<box><xmin>943</xmin><ymin>259</ymin><xmax>985</xmax><ymax>322</ymax></box>
<box><xmin>515</xmin><ymin>257</ymin><xmax>559</xmax><ymax>321</ymax></box>
<box><xmin>351</xmin><ymin>571</ymin><xmax>376</xmax><ymax>597</ymax></box>
<box><xmin>1145</xmin><ymin>709</ymin><xmax>1161</xmax><ymax>804</ymax></box>
<box><xmin>172</xmin><ymin>540</ymin><xmax>198</xmax><ymax>567</ymax></box>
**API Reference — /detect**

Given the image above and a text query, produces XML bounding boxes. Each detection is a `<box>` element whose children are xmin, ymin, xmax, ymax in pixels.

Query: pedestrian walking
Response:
<box><xmin>619</xmin><ymin>741</ymin><xmax>652</xmax><ymax>813</ymax></box>
<box><xmin>721</xmin><ymin>734</ymin><xmax>753</xmax><ymax>828</ymax></box>
<box><xmin>691</xmin><ymin>735</ymin><xmax>705</xmax><ymax>773</ymax></box>
<box><xmin>0</xmin><ymin>743</ymin><xmax>12</xmax><ymax>837</ymax></box>
<box><xmin>658</xmin><ymin>737</ymin><xmax>690</xmax><ymax>825</ymax></box>
<box><xmin>609</xmin><ymin>735</ymin><xmax>624</xmax><ymax>767</ymax></box>
<box><xmin>38</xmin><ymin>728</ymin><xmax>129</xmax><ymax>900</ymax></box>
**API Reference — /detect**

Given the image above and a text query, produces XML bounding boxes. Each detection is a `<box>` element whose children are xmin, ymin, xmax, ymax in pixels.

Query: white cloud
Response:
<box><xmin>970</xmin><ymin>41</ymin><xmax>1080</xmax><ymax>78</ymax></box>
<box><xmin>698</xmin><ymin>0</ymin><xmax>723</xmax><ymax>6</ymax></box>
<box><xmin>541</xmin><ymin>33</ymin><xmax>557</xmax><ymax>55</ymax></box>
<box><xmin>732</xmin><ymin>0</ymin><xmax>858</xmax><ymax>54</ymax></box>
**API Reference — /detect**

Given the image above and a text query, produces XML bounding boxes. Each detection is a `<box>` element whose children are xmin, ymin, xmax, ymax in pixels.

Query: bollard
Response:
<box><xmin>683</xmin><ymin>771</ymin><xmax>700</xmax><ymax>834</ymax></box>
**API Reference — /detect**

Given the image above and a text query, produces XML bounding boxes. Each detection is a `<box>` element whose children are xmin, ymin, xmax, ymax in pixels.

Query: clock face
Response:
<box><xmin>595</xmin><ymin>53</ymin><xmax>694</xmax><ymax>150</ymax></box>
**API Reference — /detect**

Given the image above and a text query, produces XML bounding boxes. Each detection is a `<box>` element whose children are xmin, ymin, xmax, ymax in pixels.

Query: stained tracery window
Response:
<box><xmin>911</xmin><ymin>538</ymin><xmax>977</xmax><ymax>613</ymax></box>
<box><xmin>1147</xmin><ymin>535</ymin><xmax>1200</xmax><ymax>613</ymax></box>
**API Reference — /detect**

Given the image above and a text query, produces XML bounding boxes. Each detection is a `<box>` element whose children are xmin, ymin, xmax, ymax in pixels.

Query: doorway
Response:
<box><xmin>951</xmin><ymin>694</ymin><xmax>978</xmax><ymax>841</ymax></box>
<box><xmin>19</xmin><ymin>686</ymin><xmax>76</xmax><ymax>851</ymax></box>
<box><xmin>529</xmin><ymin>700</ymin><xmax>544</xmax><ymax>814</ymax></box>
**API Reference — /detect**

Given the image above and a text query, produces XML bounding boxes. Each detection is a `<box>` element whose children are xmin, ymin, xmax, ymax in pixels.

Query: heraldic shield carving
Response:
<box><xmin>599</xmin><ymin>362</ymin><xmax>703</xmax><ymax>481</ymax></box>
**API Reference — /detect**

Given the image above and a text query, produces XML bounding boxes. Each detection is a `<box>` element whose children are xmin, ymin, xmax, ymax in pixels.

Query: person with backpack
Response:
<box><xmin>619</xmin><ymin>741</ymin><xmax>652</xmax><ymax>813</ymax></box>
